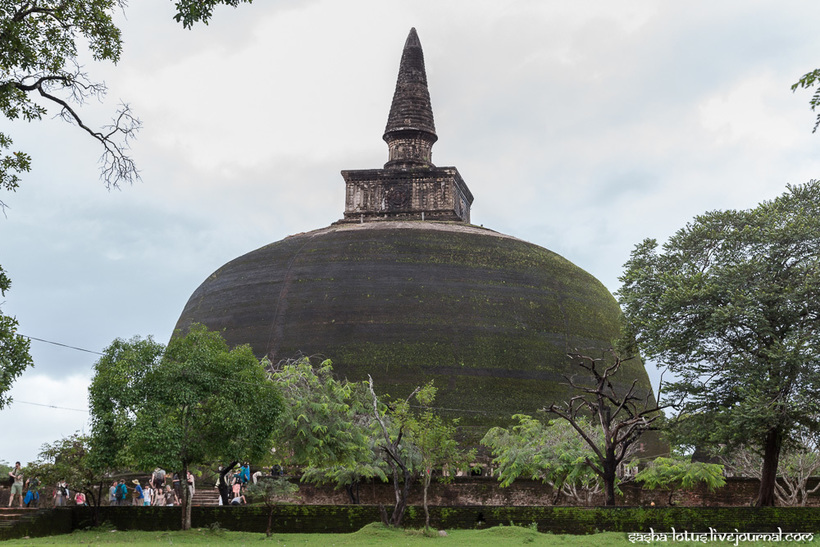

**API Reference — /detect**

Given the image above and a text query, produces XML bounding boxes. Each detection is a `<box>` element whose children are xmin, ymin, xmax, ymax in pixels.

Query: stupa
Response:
<box><xmin>173</xmin><ymin>29</ymin><xmax>657</xmax><ymax>441</ymax></box>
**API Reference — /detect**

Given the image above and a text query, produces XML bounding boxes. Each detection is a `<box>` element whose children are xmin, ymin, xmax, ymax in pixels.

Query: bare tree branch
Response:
<box><xmin>545</xmin><ymin>348</ymin><xmax>666</xmax><ymax>505</ymax></box>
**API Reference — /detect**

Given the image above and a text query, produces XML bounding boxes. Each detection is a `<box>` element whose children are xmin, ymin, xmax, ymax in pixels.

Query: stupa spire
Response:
<box><xmin>340</xmin><ymin>28</ymin><xmax>473</xmax><ymax>224</ymax></box>
<box><xmin>383</xmin><ymin>27</ymin><xmax>438</xmax><ymax>169</ymax></box>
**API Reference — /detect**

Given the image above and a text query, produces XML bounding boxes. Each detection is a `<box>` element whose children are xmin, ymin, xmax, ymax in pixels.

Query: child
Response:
<box><xmin>164</xmin><ymin>485</ymin><xmax>178</xmax><ymax>506</ymax></box>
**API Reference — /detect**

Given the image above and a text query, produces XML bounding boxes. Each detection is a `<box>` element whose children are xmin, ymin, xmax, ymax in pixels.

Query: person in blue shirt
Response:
<box><xmin>132</xmin><ymin>480</ymin><xmax>144</xmax><ymax>506</ymax></box>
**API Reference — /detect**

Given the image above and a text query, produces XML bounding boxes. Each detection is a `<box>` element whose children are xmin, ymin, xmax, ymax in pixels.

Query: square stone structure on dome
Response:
<box><xmin>340</xmin><ymin>166</ymin><xmax>473</xmax><ymax>223</ymax></box>
<box><xmin>338</xmin><ymin>27</ymin><xmax>474</xmax><ymax>225</ymax></box>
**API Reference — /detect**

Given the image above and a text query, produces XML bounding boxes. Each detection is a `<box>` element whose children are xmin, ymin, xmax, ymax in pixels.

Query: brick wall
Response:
<box><xmin>294</xmin><ymin>475</ymin><xmax>820</xmax><ymax>507</ymax></box>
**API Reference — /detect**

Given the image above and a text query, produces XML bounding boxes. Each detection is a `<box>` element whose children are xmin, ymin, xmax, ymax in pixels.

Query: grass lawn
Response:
<box><xmin>3</xmin><ymin>524</ymin><xmax>818</xmax><ymax>546</ymax></box>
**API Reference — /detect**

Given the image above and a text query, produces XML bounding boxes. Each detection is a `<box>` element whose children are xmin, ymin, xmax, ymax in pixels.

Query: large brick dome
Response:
<box><xmin>173</xmin><ymin>221</ymin><xmax>655</xmax><ymax>437</ymax></box>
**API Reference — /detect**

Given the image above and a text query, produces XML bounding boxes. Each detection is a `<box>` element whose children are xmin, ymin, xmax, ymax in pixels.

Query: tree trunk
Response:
<box><xmin>181</xmin><ymin>463</ymin><xmax>192</xmax><ymax>530</ymax></box>
<box><xmin>423</xmin><ymin>472</ymin><xmax>431</xmax><ymax>531</ymax></box>
<box><xmin>757</xmin><ymin>427</ymin><xmax>783</xmax><ymax>507</ymax></box>
<box><xmin>90</xmin><ymin>481</ymin><xmax>103</xmax><ymax>527</ymax></box>
<box><xmin>603</xmin><ymin>458</ymin><xmax>617</xmax><ymax>506</ymax></box>
<box><xmin>266</xmin><ymin>505</ymin><xmax>273</xmax><ymax>537</ymax></box>
<box><xmin>345</xmin><ymin>480</ymin><xmax>360</xmax><ymax>504</ymax></box>
<box><xmin>390</xmin><ymin>468</ymin><xmax>413</xmax><ymax>527</ymax></box>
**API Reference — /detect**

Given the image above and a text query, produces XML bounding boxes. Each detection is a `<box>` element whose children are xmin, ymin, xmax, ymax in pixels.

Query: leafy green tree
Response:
<box><xmin>269</xmin><ymin>357</ymin><xmax>385</xmax><ymax>504</ymax></box>
<box><xmin>27</xmin><ymin>433</ymin><xmax>110</xmax><ymax>521</ymax></box>
<box><xmin>634</xmin><ymin>457</ymin><xmax>725</xmax><ymax>506</ymax></box>
<box><xmin>245</xmin><ymin>477</ymin><xmax>299</xmax><ymax>536</ymax></box>
<box><xmin>546</xmin><ymin>350</ymin><xmax>663</xmax><ymax>506</ymax></box>
<box><xmin>89</xmin><ymin>324</ymin><xmax>284</xmax><ymax>530</ymax></box>
<box><xmin>617</xmin><ymin>181</ymin><xmax>820</xmax><ymax>507</ymax></box>
<box><xmin>482</xmin><ymin>415</ymin><xmax>603</xmax><ymax>505</ymax></box>
<box><xmin>87</xmin><ymin>335</ymin><xmax>165</xmax><ymax>471</ymax></box>
<box><xmin>366</xmin><ymin>377</ymin><xmax>469</xmax><ymax>528</ymax></box>
<box><xmin>407</xmin><ymin>382</ymin><xmax>474</xmax><ymax>531</ymax></box>
<box><xmin>299</xmin><ymin>441</ymin><xmax>387</xmax><ymax>505</ymax></box>
<box><xmin>0</xmin><ymin>0</ymin><xmax>255</xmax><ymax>211</ymax></box>
<box><xmin>269</xmin><ymin>358</ymin><xmax>372</xmax><ymax>470</ymax></box>
<box><xmin>267</xmin><ymin>358</ymin><xmax>395</xmax><ymax>505</ymax></box>
<box><xmin>0</xmin><ymin>265</ymin><xmax>32</xmax><ymax>408</ymax></box>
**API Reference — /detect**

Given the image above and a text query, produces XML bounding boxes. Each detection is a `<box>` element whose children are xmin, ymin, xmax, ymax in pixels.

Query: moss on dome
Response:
<box><xmin>174</xmin><ymin>221</ymin><xmax>656</xmax><ymax>445</ymax></box>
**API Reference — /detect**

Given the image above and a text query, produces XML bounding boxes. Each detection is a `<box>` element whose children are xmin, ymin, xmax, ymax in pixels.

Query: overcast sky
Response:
<box><xmin>3</xmin><ymin>0</ymin><xmax>820</xmax><ymax>465</ymax></box>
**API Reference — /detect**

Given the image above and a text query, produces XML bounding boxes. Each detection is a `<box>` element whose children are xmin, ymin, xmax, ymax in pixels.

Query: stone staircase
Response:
<box><xmin>0</xmin><ymin>507</ymin><xmax>40</xmax><ymax>531</ymax></box>
<box><xmin>191</xmin><ymin>488</ymin><xmax>221</xmax><ymax>506</ymax></box>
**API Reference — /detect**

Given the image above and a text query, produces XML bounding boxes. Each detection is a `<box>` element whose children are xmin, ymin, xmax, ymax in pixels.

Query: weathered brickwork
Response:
<box><xmin>292</xmin><ymin>476</ymin><xmax>820</xmax><ymax>508</ymax></box>
<box><xmin>341</xmin><ymin>167</ymin><xmax>472</xmax><ymax>223</ymax></box>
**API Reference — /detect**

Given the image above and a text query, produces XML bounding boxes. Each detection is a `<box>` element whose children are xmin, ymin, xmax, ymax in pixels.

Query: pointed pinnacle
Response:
<box><xmin>383</xmin><ymin>27</ymin><xmax>437</xmax><ymax>139</ymax></box>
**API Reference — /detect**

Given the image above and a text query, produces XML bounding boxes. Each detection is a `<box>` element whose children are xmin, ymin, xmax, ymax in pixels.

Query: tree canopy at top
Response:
<box><xmin>0</xmin><ymin>0</ymin><xmax>254</xmax><ymax>211</ymax></box>
<box><xmin>617</xmin><ymin>181</ymin><xmax>820</xmax><ymax>506</ymax></box>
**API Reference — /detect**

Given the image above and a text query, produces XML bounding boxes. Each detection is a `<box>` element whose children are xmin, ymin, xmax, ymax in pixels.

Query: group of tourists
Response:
<box><xmin>6</xmin><ymin>462</ymin><xmax>82</xmax><ymax>508</ymax></box>
<box><xmin>107</xmin><ymin>468</ymin><xmax>196</xmax><ymax>506</ymax></box>
<box><xmin>7</xmin><ymin>461</ymin><xmax>282</xmax><ymax>508</ymax></box>
<box><xmin>218</xmin><ymin>462</ymin><xmax>253</xmax><ymax>505</ymax></box>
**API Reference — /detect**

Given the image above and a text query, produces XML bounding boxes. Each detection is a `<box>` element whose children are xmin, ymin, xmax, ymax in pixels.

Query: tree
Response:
<box><xmin>367</xmin><ymin>375</ymin><xmax>420</xmax><ymax>527</ymax></box>
<box><xmin>299</xmin><ymin>441</ymin><xmax>387</xmax><ymax>505</ymax></box>
<box><xmin>617</xmin><ymin>181</ymin><xmax>820</xmax><ymax>506</ymax></box>
<box><xmin>269</xmin><ymin>357</ymin><xmax>385</xmax><ymax>504</ymax></box>
<box><xmin>482</xmin><ymin>415</ymin><xmax>604</xmax><ymax>505</ymax></box>
<box><xmin>0</xmin><ymin>0</ymin><xmax>254</xmax><ymax>212</ymax></box>
<box><xmin>89</xmin><ymin>324</ymin><xmax>284</xmax><ymax>530</ymax></box>
<box><xmin>245</xmin><ymin>477</ymin><xmax>299</xmax><ymax>536</ymax></box>
<box><xmin>545</xmin><ymin>350</ymin><xmax>663</xmax><ymax>506</ymax></box>
<box><xmin>634</xmin><ymin>457</ymin><xmax>725</xmax><ymax>506</ymax></box>
<box><xmin>87</xmin><ymin>334</ymin><xmax>165</xmax><ymax>471</ymax></box>
<box><xmin>366</xmin><ymin>376</ymin><xmax>470</xmax><ymax>528</ymax></box>
<box><xmin>0</xmin><ymin>265</ymin><xmax>32</xmax><ymax>408</ymax></box>
<box><xmin>407</xmin><ymin>382</ymin><xmax>474</xmax><ymax>531</ymax></box>
<box><xmin>27</xmin><ymin>433</ymin><xmax>110</xmax><ymax>522</ymax></box>
<box><xmin>269</xmin><ymin>358</ymin><xmax>372</xmax><ymax>470</ymax></box>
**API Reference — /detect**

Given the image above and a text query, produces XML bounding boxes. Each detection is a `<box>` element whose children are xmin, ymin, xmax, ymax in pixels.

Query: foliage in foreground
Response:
<box><xmin>634</xmin><ymin>457</ymin><xmax>726</xmax><ymax>506</ymax></box>
<box><xmin>27</xmin><ymin>433</ymin><xmax>109</xmax><ymax>512</ymax></box>
<box><xmin>271</xmin><ymin>358</ymin><xmax>471</xmax><ymax>529</ymax></box>
<box><xmin>245</xmin><ymin>477</ymin><xmax>300</xmax><ymax>536</ymax></box>
<box><xmin>269</xmin><ymin>357</ymin><xmax>389</xmax><ymax>507</ymax></box>
<box><xmin>482</xmin><ymin>414</ymin><xmax>603</xmax><ymax>505</ymax></box>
